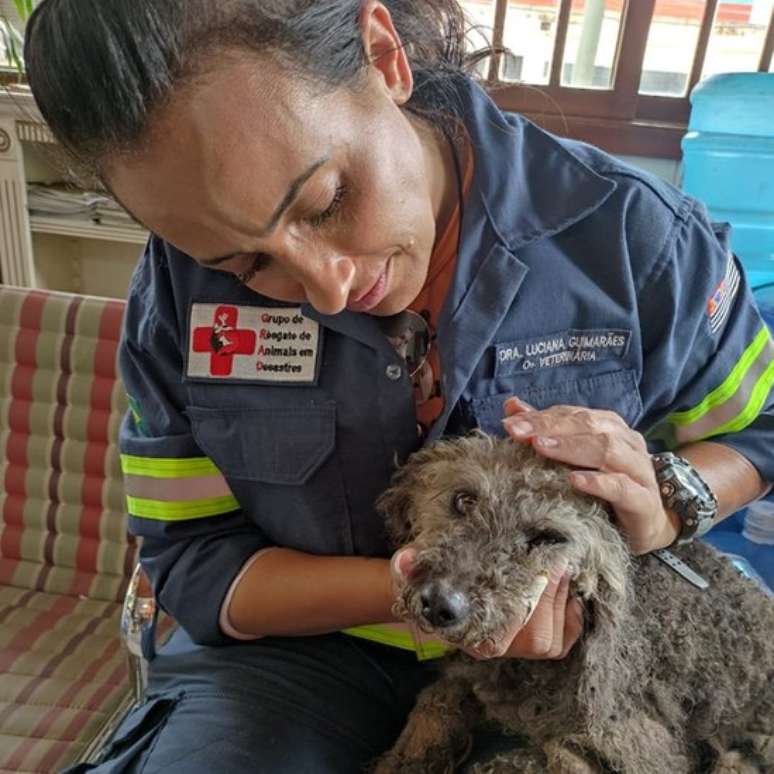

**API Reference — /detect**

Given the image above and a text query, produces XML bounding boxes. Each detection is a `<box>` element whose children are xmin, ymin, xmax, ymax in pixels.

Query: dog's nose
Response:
<box><xmin>419</xmin><ymin>583</ymin><xmax>470</xmax><ymax>629</ymax></box>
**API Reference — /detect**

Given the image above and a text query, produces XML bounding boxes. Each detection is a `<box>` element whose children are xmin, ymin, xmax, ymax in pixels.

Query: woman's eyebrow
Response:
<box><xmin>201</xmin><ymin>156</ymin><xmax>329</xmax><ymax>266</ymax></box>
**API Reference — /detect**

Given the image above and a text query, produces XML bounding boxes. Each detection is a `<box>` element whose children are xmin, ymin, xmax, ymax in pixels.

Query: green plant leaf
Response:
<box><xmin>12</xmin><ymin>0</ymin><xmax>31</xmax><ymax>22</ymax></box>
<box><xmin>1</xmin><ymin>15</ymin><xmax>25</xmax><ymax>72</ymax></box>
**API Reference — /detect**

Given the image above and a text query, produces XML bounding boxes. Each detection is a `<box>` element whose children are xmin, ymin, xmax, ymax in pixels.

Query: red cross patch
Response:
<box><xmin>192</xmin><ymin>306</ymin><xmax>257</xmax><ymax>376</ymax></box>
<box><xmin>187</xmin><ymin>303</ymin><xmax>321</xmax><ymax>383</ymax></box>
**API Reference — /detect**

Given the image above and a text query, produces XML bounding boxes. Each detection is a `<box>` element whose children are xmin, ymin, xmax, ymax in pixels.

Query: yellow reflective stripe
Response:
<box><xmin>127</xmin><ymin>494</ymin><xmax>240</xmax><ymax>521</ymax></box>
<box><xmin>343</xmin><ymin>625</ymin><xmax>452</xmax><ymax>660</ymax></box>
<box><xmin>700</xmin><ymin>358</ymin><xmax>774</xmax><ymax>438</ymax></box>
<box><xmin>121</xmin><ymin>454</ymin><xmax>220</xmax><ymax>479</ymax></box>
<box><xmin>668</xmin><ymin>327</ymin><xmax>770</xmax><ymax>426</ymax></box>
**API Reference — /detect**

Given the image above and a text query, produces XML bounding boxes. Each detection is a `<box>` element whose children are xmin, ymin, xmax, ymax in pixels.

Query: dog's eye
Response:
<box><xmin>452</xmin><ymin>490</ymin><xmax>477</xmax><ymax>515</ymax></box>
<box><xmin>527</xmin><ymin>530</ymin><xmax>567</xmax><ymax>550</ymax></box>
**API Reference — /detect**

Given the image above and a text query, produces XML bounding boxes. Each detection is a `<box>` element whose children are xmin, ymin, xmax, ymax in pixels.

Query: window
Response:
<box><xmin>460</xmin><ymin>0</ymin><xmax>774</xmax><ymax>158</ymax></box>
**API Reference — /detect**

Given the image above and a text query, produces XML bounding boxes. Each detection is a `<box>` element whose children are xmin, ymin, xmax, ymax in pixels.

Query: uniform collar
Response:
<box><xmin>458</xmin><ymin>78</ymin><xmax>617</xmax><ymax>251</ymax></box>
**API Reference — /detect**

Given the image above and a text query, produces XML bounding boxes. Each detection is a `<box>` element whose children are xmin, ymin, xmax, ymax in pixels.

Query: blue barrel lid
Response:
<box><xmin>688</xmin><ymin>73</ymin><xmax>774</xmax><ymax>137</ymax></box>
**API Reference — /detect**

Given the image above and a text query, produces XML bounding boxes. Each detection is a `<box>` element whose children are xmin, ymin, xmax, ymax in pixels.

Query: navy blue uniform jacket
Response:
<box><xmin>119</xmin><ymin>80</ymin><xmax>774</xmax><ymax>645</ymax></box>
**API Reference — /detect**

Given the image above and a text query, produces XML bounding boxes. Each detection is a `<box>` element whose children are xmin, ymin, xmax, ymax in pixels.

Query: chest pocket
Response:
<box><xmin>471</xmin><ymin>369</ymin><xmax>643</xmax><ymax>436</ymax></box>
<box><xmin>186</xmin><ymin>403</ymin><xmax>353</xmax><ymax>554</ymax></box>
<box><xmin>187</xmin><ymin>404</ymin><xmax>335</xmax><ymax>484</ymax></box>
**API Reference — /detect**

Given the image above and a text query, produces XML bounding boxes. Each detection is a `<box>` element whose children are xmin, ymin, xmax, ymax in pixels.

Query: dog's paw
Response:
<box><xmin>372</xmin><ymin>715</ymin><xmax>468</xmax><ymax>774</ymax></box>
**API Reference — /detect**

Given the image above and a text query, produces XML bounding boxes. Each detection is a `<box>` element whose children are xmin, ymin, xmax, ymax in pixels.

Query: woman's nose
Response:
<box><xmin>295</xmin><ymin>254</ymin><xmax>357</xmax><ymax>316</ymax></box>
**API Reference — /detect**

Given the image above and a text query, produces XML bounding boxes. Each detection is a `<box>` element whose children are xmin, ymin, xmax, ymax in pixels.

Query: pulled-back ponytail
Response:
<box><xmin>24</xmin><ymin>0</ymin><xmax>483</xmax><ymax>173</ymax></box>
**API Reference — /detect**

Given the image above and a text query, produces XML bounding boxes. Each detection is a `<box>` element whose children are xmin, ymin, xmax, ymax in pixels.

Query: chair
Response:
<box><xmin>0</xmin><ymin>285</ymin><xmax>165</xmax><ymax>772</ymax></box>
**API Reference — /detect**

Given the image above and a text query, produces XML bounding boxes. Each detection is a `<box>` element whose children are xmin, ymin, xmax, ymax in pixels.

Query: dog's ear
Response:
<box><xmin>376</xmin><ymin>464</ymin><xmax>417</xmax><ymax>547</ymax></box>
<box><xmin>575</xmin><ymin>519</ymin><xmax>634</xmax><ymax>724</ymax></box>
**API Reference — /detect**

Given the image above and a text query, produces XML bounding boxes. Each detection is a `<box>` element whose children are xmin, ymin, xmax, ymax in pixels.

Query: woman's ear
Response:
<box><xmin>359</xmin><ymin>1</ymin><xmax>413</xmax><ymax>105</ymax></box>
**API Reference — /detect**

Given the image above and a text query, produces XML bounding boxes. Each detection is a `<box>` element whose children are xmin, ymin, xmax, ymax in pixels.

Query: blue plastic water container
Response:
<box><xmin>682</xmin><ymin>73</ymin><xmax>774</xmax><ymax>289</ymax></box>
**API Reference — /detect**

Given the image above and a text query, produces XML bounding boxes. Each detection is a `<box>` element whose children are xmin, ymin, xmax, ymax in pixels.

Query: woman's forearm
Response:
<box><xmin>679</xmin><ymin>440</ymin><xmax>769</xmax><ymax>525</ymax></box>
<box><xmin>222</xmin><ymin>548</ymin><xmax>397</xmax><ymax>639</ymax></box>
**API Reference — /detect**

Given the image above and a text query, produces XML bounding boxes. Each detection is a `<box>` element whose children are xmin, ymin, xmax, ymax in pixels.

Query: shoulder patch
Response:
<box><xmin>707</xmin><ymin>253</ymin><xmax>741</xmax><ymax>335</ymax></box>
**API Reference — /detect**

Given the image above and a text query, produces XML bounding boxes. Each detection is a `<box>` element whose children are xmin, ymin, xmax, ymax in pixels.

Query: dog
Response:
<box><xmin>374</xmin><ymin>434</ymin><xmax>774</xmax><ymax>774</ymax></box>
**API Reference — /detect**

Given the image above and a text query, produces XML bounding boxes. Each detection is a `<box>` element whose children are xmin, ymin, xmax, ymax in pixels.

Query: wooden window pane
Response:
<box><xmin>461</xmin><ymin>0</ymin><xmax>499</xmax><ymax>48</ymax></box>
<box><xmin>500</xmin><ymin>1</ymin><xmax>563</xmax><ymax>84</ymax></box>
<box><xmin>702</xmin><ymin>0</ymin><xmax>774</xmax><ymax>79</ymax></box>
<box><xmin>560</xmin><ymin>0</ymin><xmax>625</xmax><ymax>89</ymax></box>
<box><xmin>639</xmin><ymin>0</ymin><xmax>709</xmax><ymax>96</ymax></box>
<box><xmin>460</xmin><ymin>0</ymin><xmax>500</xmax><ymax>79</ymax></box>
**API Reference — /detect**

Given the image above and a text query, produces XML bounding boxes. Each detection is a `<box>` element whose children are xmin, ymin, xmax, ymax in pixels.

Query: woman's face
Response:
<box><xmin>107</xmin><ymin>15</ymin><xmax>455</xmax><ymax>317</ymax></box>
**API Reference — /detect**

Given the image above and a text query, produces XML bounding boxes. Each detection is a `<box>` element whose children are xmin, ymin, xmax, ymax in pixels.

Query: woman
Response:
<box><xmin>24</xmin><ymin>1</ymin><xmax>773</xmax><ymax>771</ymax></box>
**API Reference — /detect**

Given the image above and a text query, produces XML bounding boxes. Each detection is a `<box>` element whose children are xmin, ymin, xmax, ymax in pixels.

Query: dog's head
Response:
<box><xmin>378</xmin><ymin>434</ymin><xmax>631</xmax><ymax>649</ymax></box>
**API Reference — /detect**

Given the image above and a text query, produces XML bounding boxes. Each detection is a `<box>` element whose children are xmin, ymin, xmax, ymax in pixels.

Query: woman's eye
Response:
<box><xmin>526</xmin><ymin>531</ymin><xmax>568</xmax><ymax>550</ymax></box>
<box><xmin>235</xmin><ymin>253</ymin><xmax>271</xmax><ymax>285</ymax></box>
<box><xmin>306</xmin><ymin>184</ymin><xmax>346</xmax><ymax>229</ymax></box>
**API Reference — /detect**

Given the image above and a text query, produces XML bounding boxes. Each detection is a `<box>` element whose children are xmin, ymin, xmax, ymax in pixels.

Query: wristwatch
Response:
<box><xmin>652</xmin><ymin>452</ymin><xmax>719</xmax><ymax>545</ymax></box>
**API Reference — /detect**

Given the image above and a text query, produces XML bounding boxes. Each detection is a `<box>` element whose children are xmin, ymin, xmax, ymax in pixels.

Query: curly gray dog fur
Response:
<box><xmin>373</xmin><ymin>434</ymin><xmax>774</xmax><ymax>774</ymax></box>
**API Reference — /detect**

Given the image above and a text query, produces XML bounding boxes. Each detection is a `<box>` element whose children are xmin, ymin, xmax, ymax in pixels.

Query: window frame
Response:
<box><xmin>484</xmin><ymin>0</ymin><xmax>774</xmax><ymax>159</ymax></box>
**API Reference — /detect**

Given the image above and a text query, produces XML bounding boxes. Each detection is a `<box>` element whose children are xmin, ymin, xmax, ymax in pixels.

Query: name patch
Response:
<box><xmin>495</xmin><ymin>329</ymin><xmax>631</xmax><ymax>376</ymax></box>
<box><xmin>187</xmin><ymin>303</ymin><xmax>321</xmax><ymax>384</ymax></box>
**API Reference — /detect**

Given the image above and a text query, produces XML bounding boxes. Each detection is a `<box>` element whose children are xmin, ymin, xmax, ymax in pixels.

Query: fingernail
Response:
<box><xmin>536</xmin><ymin>436</ymin><xmax>559</xmax><ymax>448</ymax></box>
<box><xmin>506</xmin><ymin>420</ymin><xmax>533</xmax><ymax>436</ymax></box>
<box><xmin>504</xmin><ymin>396</ymin><xmax>533</xmax><ymax>411</ymax></box>
<box><xmin>571</xmin><ymin>472</ymin><xmax>587</xmax><ymax>486</ymax></box>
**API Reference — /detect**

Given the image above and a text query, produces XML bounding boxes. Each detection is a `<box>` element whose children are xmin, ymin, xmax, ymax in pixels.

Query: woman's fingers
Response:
<box><xmin>547</xmin><ymin>572</ymin><xmax>571</xmax><ymax>659</ymax></box>
<box><xmin>503</xmin><ymin>396</ymin><xmax>534</xmax><ymax>416</ymax></box>
<box><xmin>503</xmin><ymin>405</ymin><xmax>638</xmax><ymax>450</ymax></box>
<box><xmin>504</xmin><ymin>563</ymin><xmax>583</xmax><ymax>660</ymax></box>
<box><xmin>527</xmin><ymin>430</ymin><xmax>655</xmax><ymax>489</ymax></box>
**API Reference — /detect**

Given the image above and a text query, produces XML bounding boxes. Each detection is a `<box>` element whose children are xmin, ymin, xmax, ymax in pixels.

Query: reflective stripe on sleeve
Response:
<box><xmin>121</xmin><ymin>454</ymin><xmax>240</xmax><ymax>521</ymax></box>
<box><xmin>343</xmin><ymin>623</ymin><xmax>453</xmax><ymax>660</ymax></box>
<box><xmin>664</xmin><ymin>326</ymin><xmax>774</xmax><ymax>445</ymax></box>
<box><xmin>126</xmin><ymin>494</ymin><xmax>240</xmax><ymax>521</ymax></box>
<box><xmin>121</xmin><ymin>454</ymin><xmax>222</xmax><ymax>479</ymax></box>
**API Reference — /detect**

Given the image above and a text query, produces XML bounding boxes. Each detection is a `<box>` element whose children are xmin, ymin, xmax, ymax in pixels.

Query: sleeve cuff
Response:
<box><xmin>218</xmin><ymin>547</ymin><xmax>279</xmax><ymax>640</ymax></box>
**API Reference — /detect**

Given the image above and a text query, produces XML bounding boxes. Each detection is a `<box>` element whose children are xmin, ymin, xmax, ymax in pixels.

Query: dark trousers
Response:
<box><xmin>67</xmin><ymin>628</ymin><xmax>440</xmax><ymax>773</ymax></box>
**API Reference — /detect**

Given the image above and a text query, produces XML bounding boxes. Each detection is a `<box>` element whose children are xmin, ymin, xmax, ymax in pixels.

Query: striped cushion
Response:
<box><xmin>0</xmin><ymin>586</ymin><xmax>129</xmax><ymax>773</ymax></box>
<box><xmin>0</xmin><ymin>286</ymin><xmax>139</xmax><ymax>772</ymax></box>
<box><xmin>0</xmin><ymin>287</ymin><xmax>137</xmax><ymax>602</ymax></box>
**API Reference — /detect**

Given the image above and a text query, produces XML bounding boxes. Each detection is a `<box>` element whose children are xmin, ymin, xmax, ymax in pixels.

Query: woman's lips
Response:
<box><xmin>347</xmin><ymin>260</ymin><xmax>391</xmax><ymax>313</ymax></box>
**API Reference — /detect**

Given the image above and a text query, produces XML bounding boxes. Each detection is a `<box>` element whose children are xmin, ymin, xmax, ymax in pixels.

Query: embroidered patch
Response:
<box><xmin>187</xmin><ymin>303</ymin><xmax>321</xmax><ymax>383</ymax></box>
<box><xmin>495</xmin><ymin>329</ymin><xmax>631</xmax><ymax>377</ymax></box>
<box><xmin>707</xmin><ymin>252</ymin><xmax>741</xmax><ymax>335</ymax></box>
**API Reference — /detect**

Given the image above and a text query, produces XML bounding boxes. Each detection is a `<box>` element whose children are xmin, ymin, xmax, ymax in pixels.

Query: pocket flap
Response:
<box><xmin>187</xmin><ymin>404</ymin><xmax>336</xmax><ymax>485</ymax></box>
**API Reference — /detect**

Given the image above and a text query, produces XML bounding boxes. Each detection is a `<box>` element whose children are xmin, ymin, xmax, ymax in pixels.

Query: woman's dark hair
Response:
<box><xmin>25</xmin><ymin>0</ymin><xmax>486</xmax><ymax>174</ymax></box>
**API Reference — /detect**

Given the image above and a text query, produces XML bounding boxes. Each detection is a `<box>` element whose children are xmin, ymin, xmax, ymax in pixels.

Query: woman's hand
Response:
<box><xmin>463</xmin><ymin>562</ymin><xmax>584</xmax><ymax>660</ymax></box>
<box><xmin>391</xmin><ymin>548</ymin><xmax>583</xmax><ymax>660</ymax></box>
<box><xmin>502</xmin><ymin>396</ymin><xmax>681</xmax><ymax>555</ymax></box>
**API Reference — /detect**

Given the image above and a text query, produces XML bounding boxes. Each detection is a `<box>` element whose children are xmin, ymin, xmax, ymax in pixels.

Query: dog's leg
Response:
<box><xmin>372</xmin><ymin>676</ymin><xmax>482</xmax><ymax>774</ymax></box>
<box><xmin>563</xmin><ymin>714</ymin><xmax>691</xmax><ymax>774</ymax></box>
<box><xmin>542</xmin><ymin>740</ymin><xmax>601</xmax><ymax>773</ymax></box>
